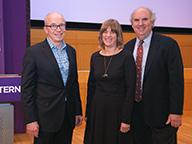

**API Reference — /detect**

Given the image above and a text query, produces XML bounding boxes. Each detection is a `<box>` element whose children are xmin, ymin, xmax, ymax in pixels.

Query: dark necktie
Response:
<box><xmin>135</xmin><ymin>40</ymin><xmax>144</xmax><ymax>102</ymax></box>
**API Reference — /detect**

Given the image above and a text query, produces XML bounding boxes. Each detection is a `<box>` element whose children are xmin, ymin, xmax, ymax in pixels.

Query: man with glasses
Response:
<box><xmin>21</xmin><ymin>12</ymin><xmax>82</xmax><ymax>144</ymax></box>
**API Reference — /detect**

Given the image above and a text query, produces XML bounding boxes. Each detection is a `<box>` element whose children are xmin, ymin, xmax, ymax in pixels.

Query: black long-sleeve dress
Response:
<box><xmin>84</xmin><ymin>49</ymin><xmax>136</xmax><ymax>144</ymax></box>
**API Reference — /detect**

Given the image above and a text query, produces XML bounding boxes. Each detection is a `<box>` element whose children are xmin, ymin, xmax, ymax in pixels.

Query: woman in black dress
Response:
<box><xmin>84</xmin><ymin>19</ymin><xmax>136</xmax><ymax>144</ymax></box>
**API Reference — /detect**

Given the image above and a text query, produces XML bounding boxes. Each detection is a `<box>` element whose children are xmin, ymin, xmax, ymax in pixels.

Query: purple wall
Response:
<box><xmin>3</xmin><ymin>0</ymin><xmax>26</xmax><ymax>74</ymax></box>
<box><xmin>0</xmin><ymin>0</ymin><xmax>29</xmax><ymax>133</ymax></box>
<box><xmin>0</xmin><ymin>0</ymin><xmax>5</xmax><ymax>73</ymax></box>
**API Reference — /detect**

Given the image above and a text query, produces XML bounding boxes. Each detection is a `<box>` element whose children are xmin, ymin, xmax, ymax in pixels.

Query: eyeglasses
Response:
<box><xmin>45</xmin><ymin>23</ymin><xmax>66</xmax><ymax>30</ymax></box>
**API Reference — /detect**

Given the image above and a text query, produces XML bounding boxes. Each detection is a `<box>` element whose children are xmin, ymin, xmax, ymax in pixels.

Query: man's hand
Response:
<box><xmin>166</xmin><ymin>114</ymin><xmax>182</xmax><ymax>128</ymax></box>
<box><xmin>26</xmin><ymin>121</ymin><xmax>39</xmax><ymax>138</ymax></box>
<box><xmin>120</xmin><ymin>122</ymin><xmax>130</xmax><ymax>133</ymax></box>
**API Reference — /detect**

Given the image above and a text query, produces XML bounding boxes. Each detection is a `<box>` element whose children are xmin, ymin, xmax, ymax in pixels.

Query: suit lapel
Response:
<box><xmin>144</xmin><ymin>33</ymin><xmax>159</xmax><ymax>78</ymax></box>
<box><xmin>42</xmin><ymin>40</ymin><xmax>63</xmax><ymax>82</ymax></box>
<box><xmin>65</xmin><ymin>44</ymin><xmax>73</xmax><ymax>86</ymax></box>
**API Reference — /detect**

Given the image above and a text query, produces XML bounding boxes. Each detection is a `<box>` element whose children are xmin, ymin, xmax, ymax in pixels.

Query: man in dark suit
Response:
<box><xmin>21</xmin><ymin>12</ymin><xmax>82</xmax><ymax>144</ymax></box>
<box><xmin>125</xmin><ymin>7</ymin><xmax>184</xmax><ymax>144</ymax></box>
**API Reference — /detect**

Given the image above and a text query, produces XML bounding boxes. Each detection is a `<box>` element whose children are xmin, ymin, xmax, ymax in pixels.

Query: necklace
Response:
<box><xmin>102</xmin><ymin>56</ymin><xmax>112</xmax><ymax>78</ymax></box>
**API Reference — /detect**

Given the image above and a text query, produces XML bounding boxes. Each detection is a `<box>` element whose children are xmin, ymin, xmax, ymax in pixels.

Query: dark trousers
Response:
<box><xmin>34</xmin><ymin>110</ymin><xmax>73</xmax><ymax>144</ymax></box>
<box><xmin>131</xmin><ymin>101</ymin><xmax>178</xmax><ymax>144</ymax></box>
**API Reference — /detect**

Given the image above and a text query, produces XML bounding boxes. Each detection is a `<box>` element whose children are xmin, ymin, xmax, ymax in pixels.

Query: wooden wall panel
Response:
<box><xmin>78</xmin><ymin>71</ymin><xmax>89</xmax><ymax>116</ymax></box>
<box><xmin>184</xmin><ymin>68</ymin><xmax>192</xmax><ymax>111</ymax></box>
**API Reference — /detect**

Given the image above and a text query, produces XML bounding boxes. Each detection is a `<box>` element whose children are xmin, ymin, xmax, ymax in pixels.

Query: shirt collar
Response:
<box><xmin>47</xmin><ymin>38</ymin><xmax>67</xmax><ymax>50</ymax></box>
<box><xmin>136</xmin><ymin>31</ymin><xmax>153</xmax><ymax>46</ymax></box>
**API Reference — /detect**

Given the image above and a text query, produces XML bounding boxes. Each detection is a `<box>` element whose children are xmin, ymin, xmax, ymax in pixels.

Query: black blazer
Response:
<box><xmin>21</xmin><ymin>39</ymin><xmax>82</xmax><ymax>132</ymax></box>
<box><xmin>124</xmin><ymin>32</ymin><xmax>184</xmax><ymax>127</ymax></box>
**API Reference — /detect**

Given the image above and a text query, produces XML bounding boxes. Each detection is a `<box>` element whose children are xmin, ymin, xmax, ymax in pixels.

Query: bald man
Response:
<box><xmin>125</xmin><ymin>7</ymin><xmax>184</xmax><ymax>144</ymax></box>
<box><xmin>21</xmin><ymin>12</ymin><xmax>82</xmax><ymax>144</ymax></box>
